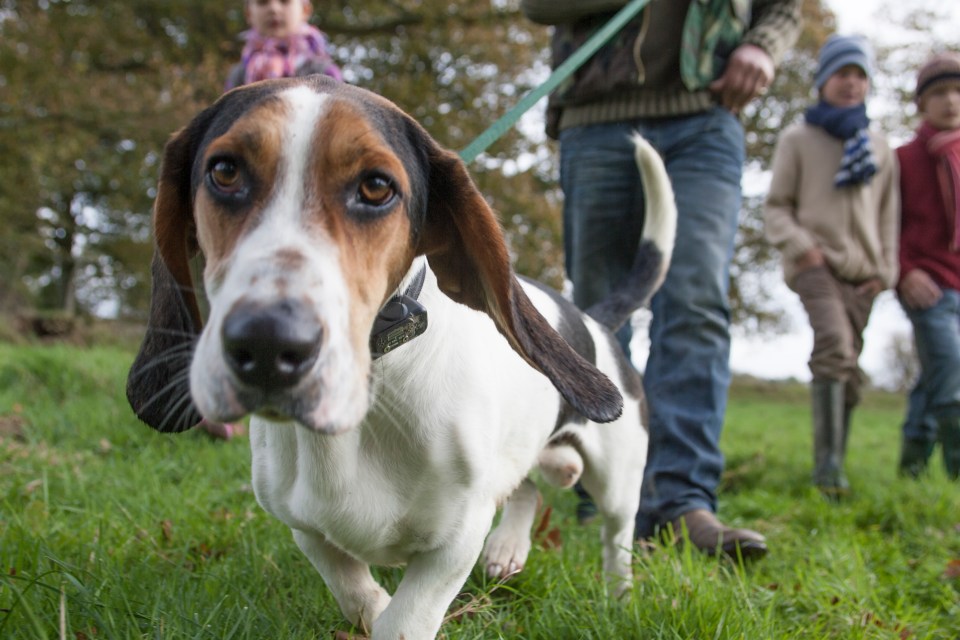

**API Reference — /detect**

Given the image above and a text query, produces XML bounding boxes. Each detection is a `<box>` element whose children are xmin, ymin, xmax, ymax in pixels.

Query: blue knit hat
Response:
<box><xmin>814</xmin><ymin>35</ymin><xmax>874</xmax><ymax>90</ymax></box>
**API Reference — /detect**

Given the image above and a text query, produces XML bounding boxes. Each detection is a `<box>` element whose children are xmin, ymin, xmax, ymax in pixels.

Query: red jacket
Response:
<box><xmin>897</xmin><ymin>125</ymin><xmax>960</xmax><ymax>292</ymax></box>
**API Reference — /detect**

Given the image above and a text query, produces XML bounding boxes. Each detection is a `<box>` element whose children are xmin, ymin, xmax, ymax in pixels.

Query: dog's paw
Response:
<box><xmin>342</xmin><ymin>587</ymin><xmax>391</xmax><ymax>635</ymax></box>
<box><xmin>482</xmin><ymin>528</ymin><xmax>532</xmax><ymax>579</ymax></box>
<box><xmin>537</xmin><ymin>443</ymin><xmax>583</xmax><ymax>488</ymax></box>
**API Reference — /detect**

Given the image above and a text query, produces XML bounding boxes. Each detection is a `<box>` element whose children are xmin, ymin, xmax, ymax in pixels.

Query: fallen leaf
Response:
<box><xmin>532</xmin><ymin>505</ymin><xmax>553</xmax><ymax>539</ymax></box>
<box><xmin>532</xmin><ymin>505</ymin><xmax>563</xmax><ymax>550</ymax></box>
<box><xmin>0</xmin><ymin>415</ymin><xmax>26</xmax><ymax>440</ymax></box>
<box><xmin>943</xmin><ymin>558</ymin><xmax>960</xmax><ymax>580</ymax></box>
<box><xmin>23</xmin><ymin>479</ymin><xmax>43</xmax><ymax>495</ymax></box>
<box><xmin>160</xmin><ymin>520</ymin><xmax>174</xmax><ymax>542</ymax></box>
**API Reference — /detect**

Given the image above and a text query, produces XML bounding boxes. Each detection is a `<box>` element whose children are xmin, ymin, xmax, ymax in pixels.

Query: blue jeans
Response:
<box><xmin>559</xmin><ymin>108</ymin><xmax>744</xmax><ymax>536</ymax></box>
<box><xmin>901</xmin><ymin>289</ymin><xmax>960</xmax><ymax>442</ymax></box>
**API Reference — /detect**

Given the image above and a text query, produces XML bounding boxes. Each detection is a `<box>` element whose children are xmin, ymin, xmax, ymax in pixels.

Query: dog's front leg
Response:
<box><xmin>292</xmin><ymin>529</ymin><xmax>391</xmax><ymax>634</ymax></box>
<box><xmin>371</xmin><ymin>502</ymin><xmax>496</xmax><ymax>640</ymax></box>
<box><xmin>482</xmin><ymin>478</ymin><xmax>540</xmax><ymax>578</ymax></box>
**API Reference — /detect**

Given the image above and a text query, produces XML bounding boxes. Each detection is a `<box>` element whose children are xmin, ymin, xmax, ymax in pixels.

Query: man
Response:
<box><xmin>520</xmin><ymin>0</ymin><xmax>802</xmax><ymax>558</ymax></box>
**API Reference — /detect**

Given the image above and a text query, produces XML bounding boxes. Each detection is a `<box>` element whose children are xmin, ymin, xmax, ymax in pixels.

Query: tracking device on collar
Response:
<box><xmin>370</xmin><ymin>295</ymin><xmax>428</xmax><ymax>359</ymax></box>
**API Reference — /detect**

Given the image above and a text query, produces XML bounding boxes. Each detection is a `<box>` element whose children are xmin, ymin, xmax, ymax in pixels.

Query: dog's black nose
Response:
<box><xmin>222</xmin><ymin>299</ymin><xmax>322</xmax><ymax>391</ymax></box>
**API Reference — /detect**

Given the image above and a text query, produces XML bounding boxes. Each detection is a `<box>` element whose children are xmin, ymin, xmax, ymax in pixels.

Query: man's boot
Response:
<box><xmin>898</xmin><ymin>436</ymin><xmax>934</xmax><ymax>478</ymax></box>
<box><xmin>938</xmin><ymin>416</ymin><xmax>960</xmax><ymax>480</ymax></box>
<box><xmin>667</xmin><ymin>509</ymin><xmax>768</xmax><ymax>561</ymax></box>
<box><xmin>811</xmin><ymin>379</ymin><xmax>850</xmax><ymax>499</ymax></box>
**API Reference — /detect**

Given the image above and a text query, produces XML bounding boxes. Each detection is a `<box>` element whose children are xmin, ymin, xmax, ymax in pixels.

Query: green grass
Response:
<box><xmin>1</xmin><ymin>342</ymin><xmax>958</xmax><ymax>639</ymax></box>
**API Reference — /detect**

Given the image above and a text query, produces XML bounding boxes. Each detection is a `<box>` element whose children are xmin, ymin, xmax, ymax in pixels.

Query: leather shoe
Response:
<box><xmin>667</xmin><ymin>509</ymin><xmax>768</xmax><ymax>561</ymax></box>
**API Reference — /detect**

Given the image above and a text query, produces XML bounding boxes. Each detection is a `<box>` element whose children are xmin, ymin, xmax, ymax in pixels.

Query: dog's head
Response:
<box><xmin>126</xmin><ymin>76</ymin><xmax>622</xmax><ymax>434</ymax></box>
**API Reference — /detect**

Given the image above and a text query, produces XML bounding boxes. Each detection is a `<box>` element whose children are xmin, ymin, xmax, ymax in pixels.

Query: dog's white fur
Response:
<box><xmin>127</xmin><ymin>77</ymin><xmax>676</xmax><ymax>640</ymax></box>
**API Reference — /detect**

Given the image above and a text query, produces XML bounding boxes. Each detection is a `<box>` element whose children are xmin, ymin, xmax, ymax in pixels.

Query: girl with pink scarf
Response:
<box><xmin>225</xmin><ymin>0</ymin><xmax>342</xmax><ymax>91</ymax></box>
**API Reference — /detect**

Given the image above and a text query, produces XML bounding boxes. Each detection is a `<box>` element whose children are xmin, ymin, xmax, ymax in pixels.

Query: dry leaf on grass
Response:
<box><xmin>0</xmin><ymin>414</ymin><xmax>27</xmax><ymax>441</ymax></box>
<box><xmin>532</xmin><ymin>505</ymin><xmax>563</xmax><ymax>550</ymax></box>
<box><xmin>942</xmin><ymin>558</ymin><xmax>960</xmax><ymax>580</ymax></box>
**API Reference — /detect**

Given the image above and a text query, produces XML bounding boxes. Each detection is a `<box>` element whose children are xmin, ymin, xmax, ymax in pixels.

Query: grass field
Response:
<box><xmin>1</xmin><ymin>341</ymin><xmax>958</xmax><ymax>639</ymax></box>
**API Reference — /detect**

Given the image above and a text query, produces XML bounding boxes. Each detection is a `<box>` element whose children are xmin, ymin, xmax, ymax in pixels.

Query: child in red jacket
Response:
<box><xmin>896</xmin><ymin>52</ymin><xmax>960</xmax><ymax>479</ymax></box>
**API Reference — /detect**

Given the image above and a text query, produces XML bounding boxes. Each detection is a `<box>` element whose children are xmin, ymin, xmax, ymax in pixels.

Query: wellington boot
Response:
<box><xmin>811</xmin><ymin>379</ymin><xmax>850</xmax><ymax>499</ymax></box>
<box><xmin>898</xmin><ymin>436</ymin><xmax>934</xmax><ymax>478</ymax></box>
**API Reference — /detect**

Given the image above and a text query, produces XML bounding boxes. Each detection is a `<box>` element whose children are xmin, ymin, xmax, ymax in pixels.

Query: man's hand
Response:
<box><xmin>709</xmin><ymin>44</ymin><xmax>774</xmax><ymax>114</ymax></box>
<box><xmin>898</xmin><ymin>269</ymin><xmax>943</xmax><ymax>310</ymax></box>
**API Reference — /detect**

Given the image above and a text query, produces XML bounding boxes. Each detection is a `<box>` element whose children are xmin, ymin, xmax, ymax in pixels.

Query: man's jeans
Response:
<box><xmin>902</xmin><ymin>288</ymin><xmax>960</xmax><ymax>442</ymax></box>
<box><xmin>559</xmin><ymin>108</ymin><xmax>744</xmax><ymax>536</ymax></box>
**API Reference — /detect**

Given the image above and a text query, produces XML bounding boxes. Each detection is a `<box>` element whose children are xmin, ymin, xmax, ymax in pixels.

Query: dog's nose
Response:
<box><xmin>222</xmin><ymin>299</ymin><xmax>322</xmax><ymax>391</ymax></box>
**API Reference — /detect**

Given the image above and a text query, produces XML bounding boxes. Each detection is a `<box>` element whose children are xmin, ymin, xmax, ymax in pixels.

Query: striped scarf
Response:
<box><xmin>805</xmin><ymin>101</ymin><xmax>877</xmax><ymax>188</ymax></box>
<box><xmin>922</xmin><ymin>121</ymin><xmax>960</xmax><ymax>251</ymax></box>
<box><xmin>237</xmin><ymin>24</ymin><xmax>342</xmax><ymax>88</ymax></box>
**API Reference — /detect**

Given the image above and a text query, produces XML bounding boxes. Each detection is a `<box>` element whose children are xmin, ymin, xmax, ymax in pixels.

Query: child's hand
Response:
<box><xmin>897</xmin><ymin>269</ymin><xmax>942</xmax><ymax>310</ymax></box>
<box><xmin>794</xmin><ymin>247</ymin><xmax>825</xmax><ymax>272</ymax></box>
<box><xmin>855</xmin><ymin>277</ymin><xmax>883</xmax><ymax>299</ymax></box>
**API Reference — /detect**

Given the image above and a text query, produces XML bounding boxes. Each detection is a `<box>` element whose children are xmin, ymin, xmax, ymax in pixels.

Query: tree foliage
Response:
<box><xmin>0</xmin><ymin>0</ymin><xmax>953</xmax><ymax>330</ymax></box>
<box><xmin>0</xmin><ymin>0</ymin><xmax>240</xmax><ymax>315</ymax></box>
<box><xmin>0</xmin><ymin>0</ymin><xmax>562</xmax><ymax>317</ymax></box>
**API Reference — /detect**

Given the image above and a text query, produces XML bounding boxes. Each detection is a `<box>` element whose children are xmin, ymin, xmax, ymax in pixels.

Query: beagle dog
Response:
<box><xmin>127</xmin><ymin>75</ymin><xmax>676</xmax><ymax>640</ymax></box>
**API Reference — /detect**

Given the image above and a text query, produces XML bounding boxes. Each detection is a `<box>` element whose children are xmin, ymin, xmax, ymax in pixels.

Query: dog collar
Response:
<box><xmin>370</xmin><ymin>265</ymin><xmax>428</xmax><ymax>359</ymax></box>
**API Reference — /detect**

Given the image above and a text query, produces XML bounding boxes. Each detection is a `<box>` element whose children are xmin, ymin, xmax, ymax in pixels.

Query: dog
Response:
<box><xmin>127</xmin><ymin>75</ymin><xmax>676</xmax><ymax>639</ymax></box>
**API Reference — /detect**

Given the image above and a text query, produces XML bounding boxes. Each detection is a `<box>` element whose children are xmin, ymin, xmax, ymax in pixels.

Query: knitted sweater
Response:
<box><xmin>764</xmin><ymin>122</ymin><xmax>900</xmax><ymax>288</ymax></box>
<box><xmin>897</xmin><ymin>128</ymin><xmax>960</xmax><ymax>292</ymax></box>
<box><xmin>520</xmin><ymin>0</ymin><xmax>802</xmax><ymax>138</ymax></box>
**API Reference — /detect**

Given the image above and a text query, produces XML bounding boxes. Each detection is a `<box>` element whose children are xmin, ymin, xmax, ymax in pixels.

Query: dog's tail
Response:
<box><xmin>586</xmin><ymin>133</ymin><xmax>677</xmax><ymax>332</ymax></box>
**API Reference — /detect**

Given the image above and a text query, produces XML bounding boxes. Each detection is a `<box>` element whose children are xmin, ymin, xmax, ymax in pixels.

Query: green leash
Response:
<box><xmin>458</xmin><ymin>0</ymin><xmax>650</xmax><ymax>163</ymax></box>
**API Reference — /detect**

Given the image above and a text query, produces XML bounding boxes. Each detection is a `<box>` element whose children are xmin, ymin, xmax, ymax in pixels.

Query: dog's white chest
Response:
<box><xmin>249</xmin><ymin>415</ymin><xmax>478</xmax><ymax>564</ymax></box>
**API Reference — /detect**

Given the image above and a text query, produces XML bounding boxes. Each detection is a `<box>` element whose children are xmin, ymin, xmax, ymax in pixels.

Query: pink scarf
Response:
<box><xmin>239</xmin><ymin>24</ymin><xmax>342</xmax><ymax>86</ymax></box>
<box><xmin>924</xmin><ymin>121</ymin><xmax>960</xmax><ymax>251</ymax></box>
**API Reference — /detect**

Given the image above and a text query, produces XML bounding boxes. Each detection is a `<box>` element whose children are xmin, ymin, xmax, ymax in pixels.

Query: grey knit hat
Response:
<box><xmin>814</xmin><ymin>34</ymin><xmax>874</xmax><ymax>90</ymax></box>
<box><xmin>915</xmin><ymin>52</ymin><xmax>960</xmax><ymax>100</ymax></box>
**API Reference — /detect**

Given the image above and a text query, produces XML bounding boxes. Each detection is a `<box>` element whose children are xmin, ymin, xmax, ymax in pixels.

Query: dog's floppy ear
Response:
<box><xmin>417</xmin><ymin>145</ymin><xmax>623</xmax><ymax>423</ymax></box>
<box><xmin>126</xmin><ymin>123</ymin><xmax>207</xmax><ymax>433</ymax></box>
<box><xmin>126</xmin><ymin>252</ymin><xmax>202</xmax><ymax>432</ymax></box>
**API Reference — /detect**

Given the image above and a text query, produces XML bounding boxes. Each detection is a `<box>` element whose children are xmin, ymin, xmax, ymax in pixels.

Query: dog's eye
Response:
<box><xmin>357</xmin><ymin>175</ymin><xmax>395</xmax><ymax>207</ymax></box>
<box><xmin>207</xmin><ymin>159</ymin><xmax>244</xmax><ymax>194</ymax></box>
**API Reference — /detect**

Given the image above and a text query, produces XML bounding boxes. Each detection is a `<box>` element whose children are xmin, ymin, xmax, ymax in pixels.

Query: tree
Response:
<box><xmin>734</xmin><ymin>0</ymin><xmax>956</xmax><ymax>336</ymax></box>
<box><xmin>0</xmin><ymin>0</ymin><xmax>564</xmax><ymax>317</ymax></box>
<box><xmin>731</xmin><ymin>0</ymin><xmax>838</xmax><ymax>332</ymax></box>
<box><xmin>1</xmin><ymin>0</ymin><xmax>951</xmax><ymax>328</ymax></box>
<box><xmin>0</xmin><ymin>0</ymin><xmax>244</xmax><ymax>316</ymax></box>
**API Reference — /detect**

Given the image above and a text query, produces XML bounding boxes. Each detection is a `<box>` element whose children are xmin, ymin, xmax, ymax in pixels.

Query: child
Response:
<box><xmin>764</xmin><ymin>35</ymin><xmax>899</xmax><ymax>497</ymax></box>
<box><xmin>895</xmin><ymin>52</ymin><xmax>960</xmax><ymax>480</ymax></box>
<box><xmin>225</xmin><ymin>0</ymin><xmax>342</xmax><ymax>91</ymax></box>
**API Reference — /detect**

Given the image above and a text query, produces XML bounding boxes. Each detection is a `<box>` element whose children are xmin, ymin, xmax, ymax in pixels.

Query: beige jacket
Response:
<box><xmin>764</xmin><ymin>122</ymin><xmax>900</xmax><ymax>288</ymax></box>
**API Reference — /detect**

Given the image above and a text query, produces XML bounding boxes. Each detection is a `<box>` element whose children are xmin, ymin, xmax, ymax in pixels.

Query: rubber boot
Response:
<box><xmin>898</xmin><ymin>436</ymin><xmax>934</xmax><ymax>478</ymax></box>
<box><xmin>811</xmin><ymin>379</ymin><xmax>850</xmax><ymax>499</ymax></box>
<box><xmin>840</xmin><ymin>403</ymin><xmax>853</xmax><ymax>461</ymax></box>
<box><xmin>938</xmin><ymin>416</ymin><xmax>960</xmax><ymax>480</ymax></box>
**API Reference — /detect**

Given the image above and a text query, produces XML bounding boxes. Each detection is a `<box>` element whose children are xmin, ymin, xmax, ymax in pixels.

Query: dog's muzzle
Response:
<box><xmin>222</xmin><ymin>298</ymin><xmax>322</xmax><ymax>393</ymax></box>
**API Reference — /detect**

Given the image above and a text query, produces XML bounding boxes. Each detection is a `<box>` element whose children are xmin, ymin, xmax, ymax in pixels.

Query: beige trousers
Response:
<box><xmin>792</xmin><ymin>265</ymin><xmax>876</xmax><ymax>407</ymax></box>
